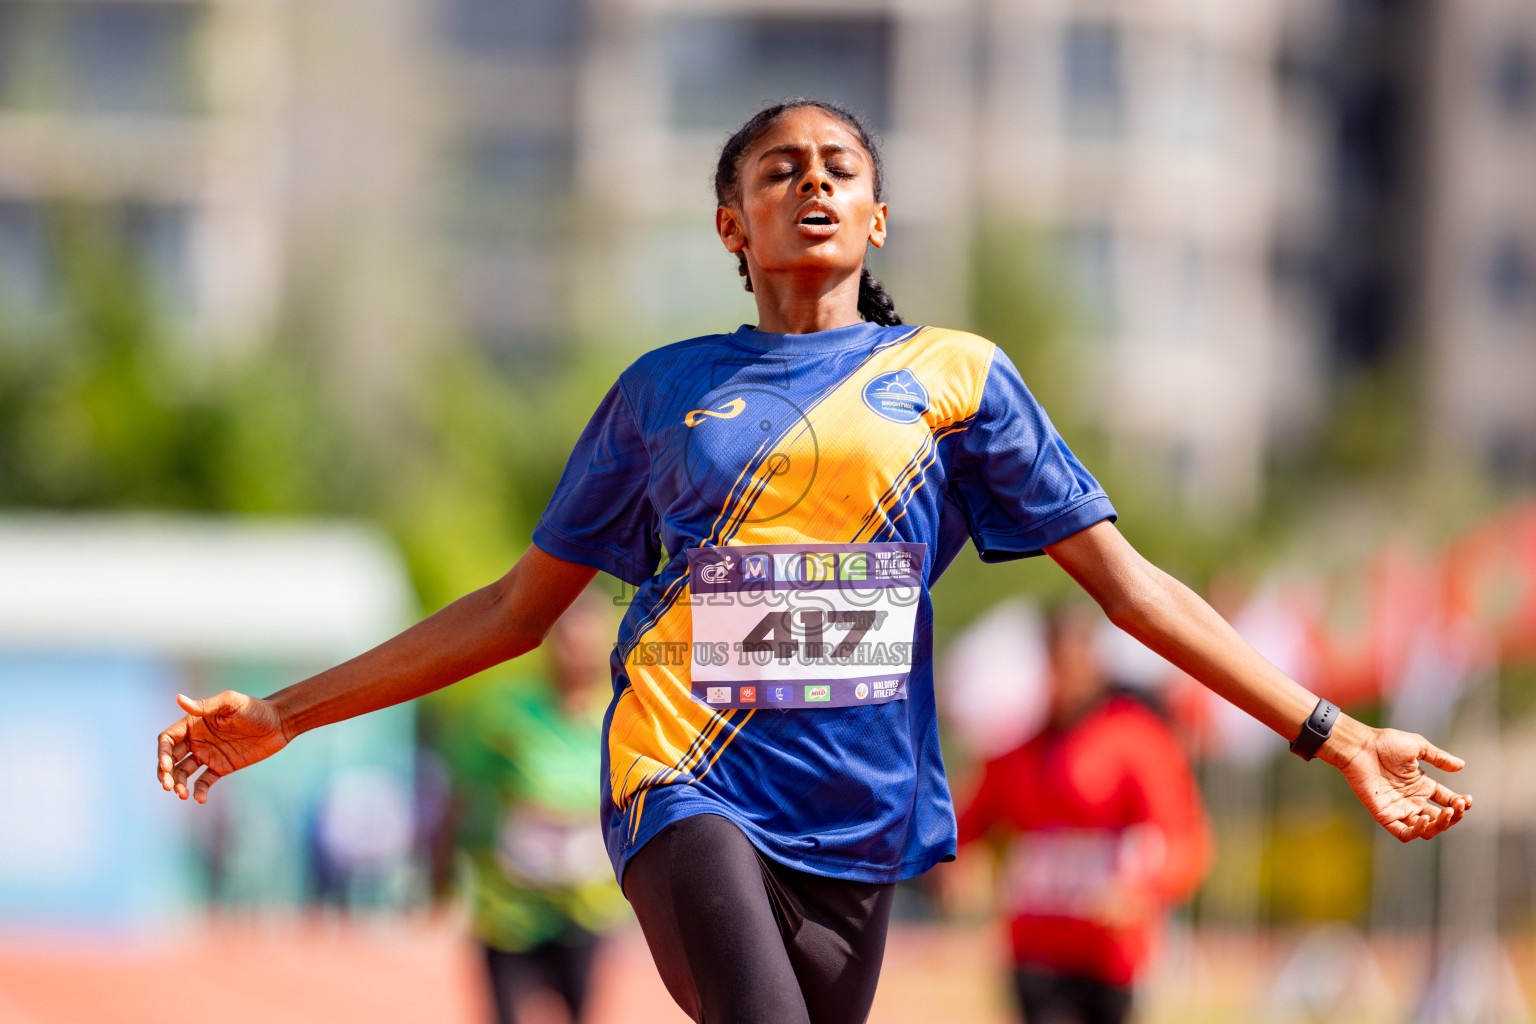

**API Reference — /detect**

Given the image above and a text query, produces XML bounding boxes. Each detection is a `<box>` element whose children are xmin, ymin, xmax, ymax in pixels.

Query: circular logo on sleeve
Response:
<box><xmin>861</xmin><ymin>369</ymin><xmax>929</xmax><ymax>424</ymax></box>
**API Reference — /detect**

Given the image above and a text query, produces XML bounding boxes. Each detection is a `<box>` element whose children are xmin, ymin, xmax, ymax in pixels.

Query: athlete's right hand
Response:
<box><xmin>157</xmin><ymin>691</ymin><xmax>290</xmax><ymax>804</ymax></box>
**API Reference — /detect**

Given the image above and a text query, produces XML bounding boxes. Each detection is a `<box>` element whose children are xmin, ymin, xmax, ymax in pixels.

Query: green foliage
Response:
<box><xmin>0</xmin><ymin>203</ymin><xmax>594</xmax><ymax>614</ymax></box>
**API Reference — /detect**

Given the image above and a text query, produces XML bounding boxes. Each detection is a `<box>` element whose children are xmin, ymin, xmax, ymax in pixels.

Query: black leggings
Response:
<box><xmin>1012</xmin><ymin>968</ymin><xmax>1132</xmax><ymax>1024</ymax></box>
<box><xmin>623</xmin><ymin>814</ymin><xmax>896</xmax><ymax>1024</ymax></box>
<box><xmin>481</xmin><ymin>932</ymin><xmax>600</xmax><ymax>1024</ymax></box>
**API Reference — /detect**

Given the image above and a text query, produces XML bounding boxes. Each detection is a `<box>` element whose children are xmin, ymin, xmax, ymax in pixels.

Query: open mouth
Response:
<box><xmin>796</xmin><ymin>202</ymin><xmax>839</xmax><ymax>232</ymax></box>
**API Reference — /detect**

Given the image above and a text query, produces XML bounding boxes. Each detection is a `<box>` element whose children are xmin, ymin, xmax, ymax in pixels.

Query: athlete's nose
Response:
<box><xmin>799</xmin><ymin>173</ymin><xmax>833</xmax><ymax>196</ymax></box>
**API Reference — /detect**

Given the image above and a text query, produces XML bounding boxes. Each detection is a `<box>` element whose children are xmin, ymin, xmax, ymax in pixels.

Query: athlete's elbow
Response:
<box><xmin>1101</xmin><ymin>562</ymin><xmax>1170</xmax><ymax>637</ymax></box>
<box><xmin>480</xmin><ymin>577</ymin><xmax>548</xmax><ymax>658</ymax></box>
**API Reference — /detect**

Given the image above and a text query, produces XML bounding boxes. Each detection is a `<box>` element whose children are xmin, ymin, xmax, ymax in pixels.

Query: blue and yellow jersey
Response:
<box><xmin>532</xmin><ymin>322</ymin><xmax>1115</xmax><ymax>884</ymax></box>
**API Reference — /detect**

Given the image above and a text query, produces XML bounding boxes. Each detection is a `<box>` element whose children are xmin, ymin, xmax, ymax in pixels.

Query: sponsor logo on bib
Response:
<box><xmin>699</xmin><ymin>555</ymin><xmax>734</xmax><ymax>585</ymax></box>
<box><xmin>805</xmin><ymin>685</ymin><xmax>832</xmax><ymax>703</ymax></box>
<box><xmin>706</xmin><ymin>686</ymin><xmax>732</xmax><ymax>704</ymax></box>
<box><xmin>742</xmin><ymin>554</ymin><xmax>770</xmax><ymax>582</ymax></box>
<box><xmin>854</xmin><ymin>682</ymin><xmax>870</xmax><ymax>700</ymax></box>
<box><xmin>739</xmin><ymin>686</ymin><xmax>757</xmax><ymax>703</ymax></box>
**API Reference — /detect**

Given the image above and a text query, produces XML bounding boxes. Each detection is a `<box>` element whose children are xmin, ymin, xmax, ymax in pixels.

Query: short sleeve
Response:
<box><xmin>532</xmin><ymin>380</ymin><xmax>662</xmax><ymax>586</ymax></box>
<box><xmin>948</xmin><ymin>348</ymin><xmax>1116</xmax><ymax>561</ymax></box>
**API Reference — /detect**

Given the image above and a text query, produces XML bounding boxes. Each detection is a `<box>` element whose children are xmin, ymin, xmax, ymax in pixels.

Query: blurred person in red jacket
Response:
<box><xmin>957</xmin><ymin>604</ymin><xmax>1211</xmax><ymax>1024</ymax></box>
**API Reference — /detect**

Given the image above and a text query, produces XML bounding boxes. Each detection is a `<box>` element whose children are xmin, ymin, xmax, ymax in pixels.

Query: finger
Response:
<box><xmin>1418</xmin><ymin>805</ymin><xmax>1456</xmax><ymax>841</ymax></box>
<box><xmin>193</xmin><ymin>769</ymin><xmax>221</xmax><ymax>805</ymax></box>
<box><xmin>158</xmin><ymin>737</ymin><xmax>190</xmax><ymax>777</ymax></box>
<box><xmin>1428</xmin><ymin>780</ymin><xmax>1461</xmax><ymax>807</ymax></box>
<box><xmin>158</xmin><ymin>721</ymin><xmax>190</xmax><ymax>789</ymax></box>
<box><xmin>177</xmin><ymin>693</ymin><xmax>209</xmax><ymax>717</ymax></box>
<box><xmin>172</xmin><ymin>753</ymin><xmax>200</xmax><ymax>800</ymax></box>
<box><xmin>1384</xmin><ymin>818</ymin><xmax>1415</xmax><ymax>843</ymax></box>
<box><xmin>1418</xmin><ymin>740</ymin><xmax>1464</xmax><ymax>773</ymax></box>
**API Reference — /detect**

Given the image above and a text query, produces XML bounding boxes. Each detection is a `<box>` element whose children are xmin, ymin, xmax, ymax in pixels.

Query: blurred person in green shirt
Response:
<box><xmin>438</xmin><ymin>590</ymin><xmax>628</xmax><ymax>1024</ymax></box>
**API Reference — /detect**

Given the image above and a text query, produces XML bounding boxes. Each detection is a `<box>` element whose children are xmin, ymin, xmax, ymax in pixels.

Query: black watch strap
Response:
<box><xmin>1290</xmin><ymin>699</ymin><xmax>1339</xmax><ymax>761</ymax></box>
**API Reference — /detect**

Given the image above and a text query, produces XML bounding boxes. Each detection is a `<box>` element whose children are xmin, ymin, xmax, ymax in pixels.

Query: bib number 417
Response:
<box><xmin>740</xmin><ymin>609</ymin><xmax>881</xmax><ymax>661</ymax></box>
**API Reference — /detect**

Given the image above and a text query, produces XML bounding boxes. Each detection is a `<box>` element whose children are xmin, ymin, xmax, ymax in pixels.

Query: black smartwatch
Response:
<box><xmin>1290</xmin><ymin>699</ymin><xmax>1338</xmax><ymax>761</ymax></box>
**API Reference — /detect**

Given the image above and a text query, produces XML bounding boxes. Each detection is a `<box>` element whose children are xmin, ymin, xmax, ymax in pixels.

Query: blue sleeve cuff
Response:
<box><xmin>532</xmin><ymin>521</ymin><xmax>657</xmax><ymax>587</ymax></box>
<box><xmin>973</xmin><ymin>494</ymin><xmax>1118</xmax><ymax>562</ymax></box>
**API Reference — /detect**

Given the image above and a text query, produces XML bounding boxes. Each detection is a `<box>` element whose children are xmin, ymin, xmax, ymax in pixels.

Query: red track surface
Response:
<box><xmin>5</xmin><ymin>919</ymin><xmax>1529</xmax><ymax>1023</ymax></box>
<box><xmin>0</xmin><ymin>917</ymin><xmax>1015</xmax><ymax>1024</ymax></box>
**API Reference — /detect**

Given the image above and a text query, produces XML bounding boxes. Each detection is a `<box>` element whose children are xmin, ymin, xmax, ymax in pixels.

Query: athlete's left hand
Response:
<box><xmin>1329</xmin><ymin>728</ymin><xmax>1472</xmax><ymax>842</ymax></box>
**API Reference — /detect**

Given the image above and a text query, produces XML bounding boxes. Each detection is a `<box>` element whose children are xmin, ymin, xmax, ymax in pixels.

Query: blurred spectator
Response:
<box><xmin>955</xmin><ymin>604</ymin><xmax>1211</xmax><ymax>1024</ymax></box>
<box><xmin>312</xmin><ymin>766</ymin><xmax>415</xmax><ymax>909</ymax></box>
<box><xmin>438</xmin><ymin>590</ymin><xmax>628</xmax><ymax>1024</ymax></box>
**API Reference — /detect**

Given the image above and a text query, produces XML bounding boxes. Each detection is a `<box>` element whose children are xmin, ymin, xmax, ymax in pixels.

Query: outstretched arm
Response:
<box><xmin>1046</xmin><ymin>521</ymin><xmax>1472</xmax><ymax>842</ymax></box>
<box><xmin>157</xmin><ymin>544</ymin><xmax>598</xmax><ymax>803</ymax></box>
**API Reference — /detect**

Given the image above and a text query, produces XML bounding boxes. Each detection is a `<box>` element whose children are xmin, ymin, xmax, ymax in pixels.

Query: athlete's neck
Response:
<box><xmin>749</xmin><ymin>268</ymin><xmax>863</xmax><ymax>335</ymax></box>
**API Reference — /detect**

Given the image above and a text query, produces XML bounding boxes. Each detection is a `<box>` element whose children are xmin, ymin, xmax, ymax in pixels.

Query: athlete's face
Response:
<box><xmin>716</xmin><ymin>107</ymin><xmax>888</xmax><ymax>287</ymax></box>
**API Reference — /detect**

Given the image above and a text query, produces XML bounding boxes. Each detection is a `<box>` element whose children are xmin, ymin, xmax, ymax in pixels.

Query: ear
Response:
<box><xmin>868</xmin><ymin>202</ymin><xmax>888</xmax><ymax>250</ymax></box>
<box><xmin>717</xmin><ymin>206</ymin><xmax>747</xmax><ymax>254</ymax></box>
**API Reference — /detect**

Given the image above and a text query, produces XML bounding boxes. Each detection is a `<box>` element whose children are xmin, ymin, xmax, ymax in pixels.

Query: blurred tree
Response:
<box><xmin>0</xmin><ymin>201</ymin><xmax>597</xmax><ymax>615</ymax></box>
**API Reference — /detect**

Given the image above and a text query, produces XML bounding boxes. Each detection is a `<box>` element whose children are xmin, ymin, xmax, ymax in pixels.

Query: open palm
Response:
<box><xmin>1338</xmin><ymin>727</ymin><xmax>1472</xmax><ymax>842</ymax></box>
<box><xmin>157</xmin><ymin>691</ymin><xmax>289</xmax><ymax>804</ymax></box>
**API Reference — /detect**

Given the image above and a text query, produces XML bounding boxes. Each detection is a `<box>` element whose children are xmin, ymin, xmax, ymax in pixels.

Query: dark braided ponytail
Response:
<box><xmin>714</xmin><ymin>99</ymin><xmax>904</xmax><ymax>328</ymax></box>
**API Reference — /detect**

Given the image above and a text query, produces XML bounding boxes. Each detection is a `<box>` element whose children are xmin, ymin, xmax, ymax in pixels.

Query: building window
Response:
<box><xmin>121</xmin><ymin>202</ymin><xmax>194</xmax><ymax>316</ymax></box>
<box><xmin>1491</xmin><ymin>39</ymin><xmax>1535</xmax><ymax>118</ymax></box>
<box><xmin>449</xmin><ymin>130</ymin><xmax>574</xmax><ymax>246</ymax></box>
<box><xmin>0</xmin><ymin>200</ymin><xmax>193</xmax><ymax>325</ymax></box>
<box><xmin>443</xmin><ymin>0</ymin><xmax>581</xmax><ymax>57</ymax></box>
<box><xmin>1485</xmin><ymin>235</ymin><xmax>1533</xmax><ymax>318</ymax></box>
<box><xmin>1057</xmin><ymin>223</ymin><xmax>1118</xmax><ymax>339</ymax></box>
<box><xmin>1169</xmin><ymin>43</ymin><xmax>1224</xmax><ymax>147</ymax></box>
<box><xmin>663</xmin><ymin>16</ymin><xmax>894</xmax><ymax>133</ymax></box>
<box><xmin>1062</xmin><ymin>19</ymin><xmax>1125</xmax><ymax>138</ymax></box>
<box><xmin>0</xmin><ymin>199</ymin><xmax>51</xmax><ymax>318</ymax></box>
<box><xmin>0</xmin><ymin>2</ymin><xmax>202</xmax><ymax>115</ymax></box>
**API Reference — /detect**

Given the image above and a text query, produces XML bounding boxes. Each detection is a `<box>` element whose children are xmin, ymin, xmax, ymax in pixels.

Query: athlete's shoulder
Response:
<box><xmin>887</xmin><ymin>326</ymin><xmax>1001</xmax><ymax>419</ymax></box>
<box><xmin>903</xmin><ymin>325</ymin><xmax>998</xmax><ymax>358</ymax></box>
<box><xmin>620</xmin><ymin>332</ymin><xmax>738</xmax><ymax>386</ymax></box>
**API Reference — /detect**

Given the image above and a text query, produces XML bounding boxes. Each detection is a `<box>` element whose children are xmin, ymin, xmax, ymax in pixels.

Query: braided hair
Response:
<box><xmin>713</xmin><ymin>99</ymin><xmax>903</xmax><ymax>328</ymax></box>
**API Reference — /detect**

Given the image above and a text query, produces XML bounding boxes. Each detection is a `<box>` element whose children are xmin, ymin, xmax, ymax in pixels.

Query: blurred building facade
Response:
<box><xmin>1423</xmin><ymin>0</ymin><xmax>1536</xmax><ymax>482</ymax></box>
<box><xmin>0</xmin><ymin>0</ymin><xmax>438</xmax><ymax>394</ymax></box>
<box><xmin>434</xmin><ymin>0</ymin><xmax>584</xmax><ymax>364</ymax></box>
<box><xmin>574</xmin><ymin>0</ymin><xmax>1292</xmax><ymax>513</ymax></box>
<box><xmin>5</xmin><ymin>0</ymin><xmax>1533</xmax><ymax>507</ymax></box>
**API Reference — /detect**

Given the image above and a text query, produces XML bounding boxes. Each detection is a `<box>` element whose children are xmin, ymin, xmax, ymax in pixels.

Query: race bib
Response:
<box><xmin>686</xmin><ymin>542</ymin><xmax>925</xmax><ymax>709</ymax></box>
<box><xmin>495</xmin><ymin>807</ymin><xmax>612</xmax><ymax>887</ymax></box>
<box><xmin>1003</xmin><ymin>829</ymin><xmax>1120</xmax><ymax>916</ymax></box>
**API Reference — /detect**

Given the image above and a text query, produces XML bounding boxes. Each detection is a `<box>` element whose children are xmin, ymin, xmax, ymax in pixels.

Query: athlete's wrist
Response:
<box><xmin>1317</xmin><ymin>713</ymin><xmax>1369</xmax><ymax>770</ymax></box>
<box><xmin>265</xmin><ymin>685</ymin><xmax>311</xmax><ymax>743</ymax></box>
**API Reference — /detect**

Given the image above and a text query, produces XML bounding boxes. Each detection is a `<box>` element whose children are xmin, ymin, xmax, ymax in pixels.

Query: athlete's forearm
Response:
<box><xmin>268</xmin><ymin>544</ymin><xmax>598</xmax><ymax>739</ymax></box>
<box><xmin>1047</xmin><ymin>522</ymin><xmax>1369</xmax><ymax>768</ymax></box>
<box><xmin>267</xmin><ymin>582</ymin><xmax>532</xmax><ymax>738</ymax></box>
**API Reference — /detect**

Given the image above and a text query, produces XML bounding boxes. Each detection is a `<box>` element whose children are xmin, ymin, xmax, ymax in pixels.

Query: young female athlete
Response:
<box><xmin>158</xmin><ymin>100</ymin><xmax>1472</xmax><ymax>1024</ymax></box>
